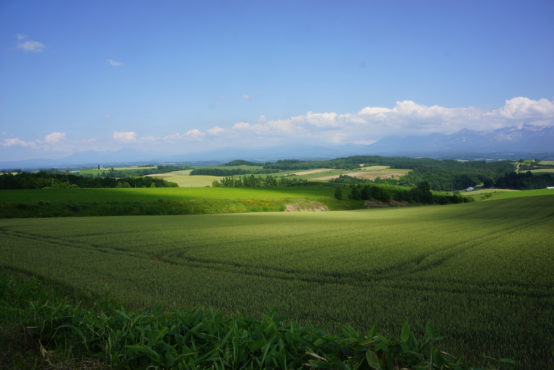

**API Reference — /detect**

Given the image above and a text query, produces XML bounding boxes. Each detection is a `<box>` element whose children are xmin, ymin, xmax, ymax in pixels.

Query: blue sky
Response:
<box><xmin>1</xmin><ymin>0</ymin><xmax>553</xmax><ymax>160</ymax></box>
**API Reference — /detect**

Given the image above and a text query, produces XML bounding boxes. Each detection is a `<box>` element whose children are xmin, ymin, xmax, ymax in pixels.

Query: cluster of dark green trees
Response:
<box><xmin>213</xmin><ymin>175</ymin><xmax>308</xmax><ymax>188</ymax></box>
<box><xmin>333</xmin><ymin>170</ymin><xmax>554</xmax><ymax>191</ymax></box>
<box><xmin>195</xmin><ymin>157</ymin><xmax>553</xmax><ymax>191</ymax></box>
<box><xmin>0</xmin><ymin>172</ymin><xmax>177</xmax><ymax>189</ymax></box>
<box><xmin>335</xmin><ymin>182</ymin><xmax>468</xmax><ymax>205</ymax></box>
<box><xmin>223</xmin><ymin>160</ymin><xmax>261</xmax><ymax>166</ymax></box>
<box><xmin>494</xmin><ymin>171</ymin><xmax>554</xmax><ymax>189</ymax></box>
<box><xmin>258</xmin><ymin>156</ymin><xmax>515</xmax><ymax>191</ymax></box>
<box><xmin>98</xmin><ymin>165</ymin><xmax>190</xmax><ymax>178</ymax></box>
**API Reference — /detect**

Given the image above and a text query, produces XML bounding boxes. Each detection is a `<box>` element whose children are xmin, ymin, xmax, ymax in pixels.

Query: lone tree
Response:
<box><xmin>334</xmin><ymin>186</ymin><xmax>343</xmax><ymax>200</ymax></box>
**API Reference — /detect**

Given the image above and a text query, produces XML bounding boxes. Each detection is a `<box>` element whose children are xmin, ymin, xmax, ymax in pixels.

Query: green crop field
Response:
<box><xmin>471</xmin><ymin>188</ymin><xmax>554</xmax><ymax>201</ymax></box>
<box><xmin>0</xmin><ymin>185</ymin><xmax>367</xmax><ymax>217</ymax></box>
<box><xmin>147</xmin><ymin>170</ymin><xmax>222</xmax><ymax>187</ymax></box>
<box><xmin>531</xmin><ymin>168</ymin><xmax>554</xmax><ymax>173</ymax></box>
<box><xmin>0</xmin><ymin>186</ymin><xmax>335</xmax><ymax>203</ymax></box>
<box><xmin>1</xmin><ymin>195</ymin><xmax>552</xmax><ymax>368</ymax></box>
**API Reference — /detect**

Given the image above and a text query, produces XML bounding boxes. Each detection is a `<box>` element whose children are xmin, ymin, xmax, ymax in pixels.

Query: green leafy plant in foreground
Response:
<box><xmin>1</xmin><ymin>274</ymin><xmax>515</xmax><ymax>369</ymax></box>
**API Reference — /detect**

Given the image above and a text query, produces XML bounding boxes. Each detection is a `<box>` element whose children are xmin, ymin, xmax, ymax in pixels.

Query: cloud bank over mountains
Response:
<box><xmin>2</xmin><ymin>97</ymin><xmax>554</xmax><ymax>160</ymax></box>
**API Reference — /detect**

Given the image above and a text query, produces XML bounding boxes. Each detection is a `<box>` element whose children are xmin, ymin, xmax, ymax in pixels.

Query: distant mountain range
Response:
<box><xmin>367</xmin><ymin>125</ymin><xmax>554</xmax><ymax>156</ymax></box>
<box><xmin>1</xmin><ymin>125</ymin><xmax>553</xmax><ymax>169</ymax></box>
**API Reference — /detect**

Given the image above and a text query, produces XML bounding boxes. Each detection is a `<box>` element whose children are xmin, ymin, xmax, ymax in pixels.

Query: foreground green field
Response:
<box><xmin>1</xmin><ymin>196</ymin><xmax>552</xmax><ymax>368</ymax></box>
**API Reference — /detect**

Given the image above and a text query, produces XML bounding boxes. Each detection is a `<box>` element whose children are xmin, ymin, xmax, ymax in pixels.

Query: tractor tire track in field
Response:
<box><xmin>0</xmin><ymin>227</ymin><xmax>138</xmax><ymax>256</ymax></box>
<box><xmin>3</xmin><ymin>226</ymin><xmax>549</xmax><ymax>299</ymax></box>
<box><xmin>148</xmin><ymin>252</ymin><xmax>552</xmax><ymax>299</ymax></box>
<box><xmin>372</xmin><ymin>212</ymin><xmax>554</xmax><ymax>281</ymax></box>
<box><xmin>1</xmin><ymin>212</ymin><xmax>552</xmax><ymax>300</ymax></box>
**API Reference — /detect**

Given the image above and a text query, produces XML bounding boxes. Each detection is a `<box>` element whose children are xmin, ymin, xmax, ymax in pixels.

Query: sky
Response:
<box><xmin>1</xmin><ymin>0</ymin><xmax>554</xmax><ymax>161</ymax></box>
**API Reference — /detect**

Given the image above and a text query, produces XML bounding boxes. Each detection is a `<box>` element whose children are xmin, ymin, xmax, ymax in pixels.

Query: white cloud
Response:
<box><xmin>163</xmin><ymin>132</ymin><xmax>183</xmax><ymax>141</ymax></box>
<box><xmin>354</xmin><ymin>139</ymin><xmax>377</xmax><ymax>145</ymax></box>
<box><xmin>107</xmin><ymin>59</ymin><xmax>124</xmax><ymax>67</ymax></box>
<box><xmin>494</xmin><ymin>97</ymin><xmax>554</xmax><ymax>120</ymax></box>
<box><xmin>185</xmin><ymin>129</ymin><xmax>204</xmax><ymax>138</ymax></box>
<box><xmin>44</xmin><ymin>132</ymin><xmax>66</xmax><ymax>144</ymax></box>
<box><xmin>207</xmin><ymin>126</ymin><xmax>224</xmax><ymax>135</ymax></box>
<box><xmin>2</xmin><ymin>137</ymin><xmax>37</xmax><ymax>148</ymax></box>
<box><xmin>17</xmin><ymin>39</ymin><xmax>45</xmax><ymax>53</ymax></box>
<box><xmin>220</xmin><ymin>97</ymin><xmax>554</xmax><ymax>146</ymax></box>
<box><xmin>5</xmin><ymin>97</ymin><xmax>554</xmax><ymax>156</ymax></box>
<box><xmin>16</xmin><ymin>33</ymin><xmax>27</xmax><ymax>40</ymax></box>
<box><xmin>113</xmin><ymin>131</ymin><xmax>137</xmax><ymax>143</ymax></box>
<box><xmin>242</xmin><ymin>94</ymin><xmax>251</xmax><ymax>100</ymax></box>
<box><xmin>232</xmin><ymin>122</ymin><xmax>251</xmax><ymax>129</ymax></box>
<box><xmin>105</xmin><ymin>114</ymin><xmax>112</xmax><ymax>119</ymax></box>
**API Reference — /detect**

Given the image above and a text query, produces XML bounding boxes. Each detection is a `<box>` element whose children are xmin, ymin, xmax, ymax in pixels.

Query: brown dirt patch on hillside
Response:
<box><xmin>285</xmin><ymin>202</ymin><xmax>328</xmax><ymax>212</ymax></box>
<box><xmin>294</xmin><ymin>168</ymin><xmax>333</xmax><ymax>176</ymax></box>
<box><xmin>146</xmin><ymin>173</ymin><xmax>171</xmax><ymax>178</ymax></box>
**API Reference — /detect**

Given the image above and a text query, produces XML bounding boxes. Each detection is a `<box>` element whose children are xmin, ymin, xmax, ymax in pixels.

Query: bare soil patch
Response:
<box><xmin>285</xmin><ymin>202</ymin><xmax>328</xmax><ymax>212</ymax></box>
<box><xmin>348</xmin><ymin>171</ymin><xmax>406</xmax><ymax>180</ymax></box>
<box><xmin>294</xmin><ymin>168</ymin><xmax>333</xmax><ymax>176</ymax></box>
<box><xmin>313</xmin><ymin>175</ymin><xmax>341</xmax><ymax>181</ymax></box>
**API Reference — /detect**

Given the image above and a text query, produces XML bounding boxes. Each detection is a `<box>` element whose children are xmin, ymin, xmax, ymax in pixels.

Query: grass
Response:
<box><xmin>0</xmin><ymin>195</ymin><xmax>552</xmax><ymax>368</ymax></box>
<box><xmin>531</xmin><ymin>168</ymin><xmax>554</xmax><ymax>173</ymax></box>
<box><xmin>0</xmin><ymin>185</ymin><xmax>366</xmax><ymax>217</ymax></box>
<box><xmin>0</xmin><ymin>272</ymin><xmax>506</xmax><ymax>369</ymax></box>
<box><xmin>0</xmin><ymin>186</ymin><xmax>333</xmax><ymax>203</ymax></box>
<box><xmin>0</xmin><ymin>185</ymin><xmax>548</xmax><ymax>217</ymax></box>
<box><xmin>465</xmin><ymin>188</ymin><xmax>515</xmax><ymax>195</ymax></box>
<box><xmin>147</xmin><ymin>170</ymin><xmax>222</xmax><ymax>187</ymax></box>
<box><xmin>470</xmin><ymin>188</ymin><xmax>554</xmax><ymax>201</ymax></box>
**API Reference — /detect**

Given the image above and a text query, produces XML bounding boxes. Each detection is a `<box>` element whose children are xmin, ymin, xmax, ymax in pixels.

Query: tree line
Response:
<box><xmin>95</xmin><ymin>165</ymin><xmax>190</xmax><ymax>178</ymax></box>
<box><xmin>0</xmin><ymin>171</ymin><xmax>177</xmax><ymax>189</ymax></box>
<box><xmin>336</xmin><ymin>182</ymin><xmax>469</xmax><ymax>205</ymax></box>
<box><xmin>212</xmin><ymin>175</ymin><xmax>308</xmax><ymax>188</ymax></box>
<box><xmin>494</xmin><ymin>171</ymin><xmax>554</xmax><ymax>189</ymax></box>
<box><xmin>258</xmin><ymin>156</ymin><xmax>515</xmax><ymax>191</ymax></box>
<box><xmin>332</xmin><ymin>170</ymin><xmax>554</xmax><ymax>191</ymax></box>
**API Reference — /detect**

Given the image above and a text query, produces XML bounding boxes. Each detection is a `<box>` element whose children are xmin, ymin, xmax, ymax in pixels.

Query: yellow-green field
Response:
<box><xmin>147</xmin><ymin>170</ymin><xmax>222</xmax><ymax>187</ymax></box>
<box><xmin>468</xmin><ymin>188</ymin><xmax>554</xmax><ymax>201</ymax></box>
<box><xmin>531</xmin><ymin>168</ymin><xmax>554</xmax><ymax>173</ymax></box>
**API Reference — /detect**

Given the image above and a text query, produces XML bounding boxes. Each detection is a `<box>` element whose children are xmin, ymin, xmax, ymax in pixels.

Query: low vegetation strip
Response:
<box><xmin>0</xmin><ymin>273</ymin><xmax>512</xmax><ymax>369</ymax></box>
<box><xmin>0</xmin><ymin>186</ymin><xmax>363</xmax><ymax>217</ymax></box>
<box><xmin>0</xmin><ymin>196</ymin><xmax>552</xmax><ymax>367</ymax></box>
